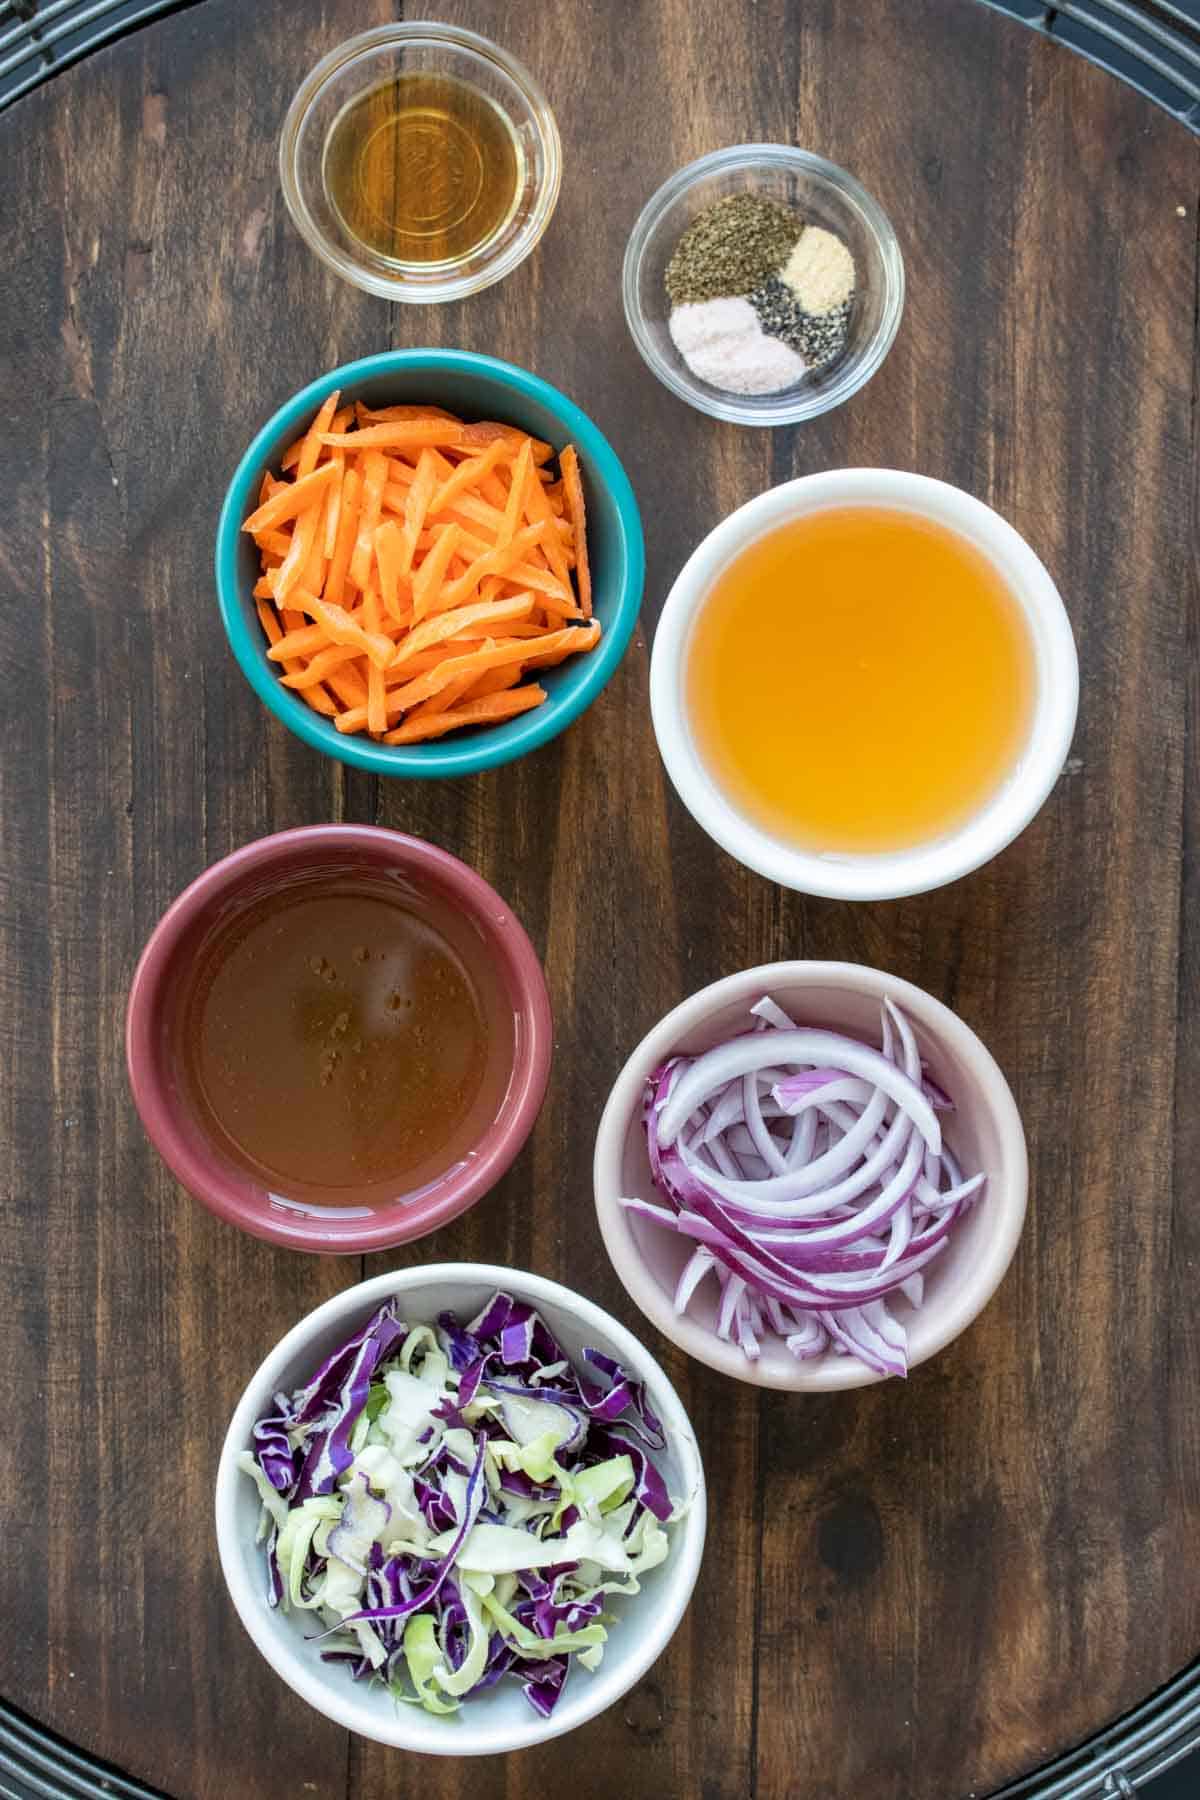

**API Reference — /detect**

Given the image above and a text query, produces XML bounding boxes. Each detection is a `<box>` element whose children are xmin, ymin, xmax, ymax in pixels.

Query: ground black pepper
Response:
<box><xmin>748</xmin><ymin>275</ymin><xmax>853</xmax><ymax>370</ymax></box>
<box><xmin>665</xmin><ymin>195</ymin><xmax>803</xmax><ymax>305</ymax></box>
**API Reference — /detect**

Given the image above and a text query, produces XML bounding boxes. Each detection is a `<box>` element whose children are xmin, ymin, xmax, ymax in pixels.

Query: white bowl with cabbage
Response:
<box><xmin>214</xmin><ymin>1264</ymin><xmax>706</xmax><ymax>1753</ymax></box>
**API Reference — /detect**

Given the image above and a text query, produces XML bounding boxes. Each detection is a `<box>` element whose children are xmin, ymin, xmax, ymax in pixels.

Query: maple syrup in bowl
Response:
<box><xmin>280</xmin><ymin>24</ymin><xmax>561</xmax><ymax>303</ymax></box>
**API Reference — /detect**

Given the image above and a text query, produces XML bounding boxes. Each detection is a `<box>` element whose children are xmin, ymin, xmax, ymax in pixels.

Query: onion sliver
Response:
<box><xmin>622</xmin><ymin>996</ymin><xmax>985</xmax><ymax>1380</ymax></box>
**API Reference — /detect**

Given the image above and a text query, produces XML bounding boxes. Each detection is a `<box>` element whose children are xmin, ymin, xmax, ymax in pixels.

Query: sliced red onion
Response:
<box><xmin>620</xmin><ymin>996</ymin><xmax>985</xmax><ymax>1380</ymax></box>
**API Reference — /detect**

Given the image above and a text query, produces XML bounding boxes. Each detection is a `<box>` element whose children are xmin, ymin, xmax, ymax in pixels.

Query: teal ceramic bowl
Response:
<box><xmin>215</xmin><ymin>350</ymin><xmax>645</xmax><ymax>777</ymax></box>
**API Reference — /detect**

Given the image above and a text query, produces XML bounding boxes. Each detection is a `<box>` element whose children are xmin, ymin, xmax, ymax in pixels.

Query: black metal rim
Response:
<box><xmin>0</xmin><ymin>0</ymin><xmax>1197</xmax><ymax>1793</ymax></box>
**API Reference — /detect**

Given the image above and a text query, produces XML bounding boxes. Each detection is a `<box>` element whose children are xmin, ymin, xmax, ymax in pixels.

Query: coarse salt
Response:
<box><xmin>669</xmin><ymin>296</ymin><xmax>807</xmax><ymax>396</ymax></box>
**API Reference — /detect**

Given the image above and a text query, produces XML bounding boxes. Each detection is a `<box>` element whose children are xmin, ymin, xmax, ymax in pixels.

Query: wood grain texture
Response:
<box><xmin>0</xmin><ymin>1</ymin><xmax>1197</xmax><ymax>1797</ymax></box>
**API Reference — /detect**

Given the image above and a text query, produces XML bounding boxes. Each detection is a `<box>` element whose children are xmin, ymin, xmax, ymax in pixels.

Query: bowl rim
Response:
<box><xmin>278</xmin><ymin>20</ymin><xmax>563</xmax><ymax>304</ymax></box>
<box><xmin>214</xmin><ymin>348</ymin><xmax>645</xmax><ymax>778</ymax></box>
<box><xmin>649</xmin><ymin>469</ymin><xmax>1079</xmax><ymax>900</ymax></box>
<box><xmin>214</xmin><ymin>1262</ymin><xmax>708</xmax><ymax>1753</ymax></box>
<box><xmin>125</xmin><ymin>825</ymin><xmax>552</xmax><ymax>1254</ymax></box>
<box><xmin>592</xmin><ymin>959</ymin><xmax>1029</xmax><ymax>1392</ymax></box>
<box><xmin>622</xmin><ymin>142</ymin><xmax>906</xmax><ymax>428</ymax></box>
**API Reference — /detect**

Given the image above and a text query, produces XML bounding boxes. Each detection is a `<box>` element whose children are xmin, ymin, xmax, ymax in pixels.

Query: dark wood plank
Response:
<box><xmin>1</xmin><ymin>1</ymin><xmax>1198</xmax><ymax>1798</ymax></box>
<box><xmin>0</xmin><ymin>2</ymin><xmax>399</xmax><ymax>1796</ymax></box>
<box><xmin>748</xmin><ymin>6</ymin><xmax>1200</xmax><ymax>1799</ymax></box>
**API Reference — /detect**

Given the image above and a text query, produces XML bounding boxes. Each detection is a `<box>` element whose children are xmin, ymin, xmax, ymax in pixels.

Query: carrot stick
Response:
<box><xmin>243</xmin><ymin>459</ymin><xmax>339</xmax><ymax>536</ymax></box>
<box><xmin>292</xmin><ymin>592</ymin><xmax>395</xmax><ymax>668</ymax></box>
<box><xmin>296</xmin><ymin>390</ymin><xmax>340</xmax><ymax>479</ymax></box>
<box><xmin>256</xmin><ymin>528</ymin><xmax>293</xmax><ymax>559</ymax></box>
<box><xmin>412</xmin><ymin>522</ymin><xmax>462</xmax><ymax>621</ymax></box>
<box><xmin>358</xmin><ymin>402</ymin><xmax>461</xmax><ymax>425</ymax></box>
<box><xmin>320</xmin><ymin>420</ymin><xmax>466</xmax><ymax>452</ymax></box>
<box><xmin>388</xmin><ymin>592</ymin><xmax>537</xmax><ymax>673</ymax></box>
<box><xmin>559</xmin><ymin>446</ymin><xmax>592</xmax><ymax>619</ymax></box>
<box><xmin>462</xmin><ymin>421</ymin><xmax>554</xmax><ymax>464</ymax></box>
<box><xmin>374</xmin><ymin>519</ymin><xmax>408</xmax><ymax>622</ymax></box>
<box><xmin>465</xmin><ymin>664</ymin><xmax>524</xmax><ymax>699</ymax></box>
<box><xmin>479</xmin><ymin>469</ymin><xmax>510</xmax><ymax>511</ymax></box>
<box><xmin>299</xmin><ymin>684</ymin><xmax>339</xmax><ymax>717</ymax></box>
<box><xmin>279</xmin><ymin>643</ymin><xmax>364</xmax><ymax>689</ymax></box>
<box><xmin>323</xmin><ymin>453</ymin><xmax>345</xmax><ymax>559</ymax></box>
<box><xmin>348</xmin><ymin>450</ymin><xmax>390</xmax><ymax>593</ymax></box>
<box><xmin>398</xmin><ymin>449</ymin><xmax>438</xmax><ymax>577</ymax></box>
<box><xmin>274</xmin><ymin>501</ymin><xmax>321</xmax><ymax>605</ymax></box>
<box><xmin>383</xmin><ymin>634</ymin><xmax>552</xmax><ymax>717</ymax></box>
<box><xmin>434</xmin><ymin>522</ymin><xmax>550</xmax><ymax>613</ymax></box>
<box><xmin>523</xmin><ymin>457</ymin><xmax>573</xmax><ymax>590</ymax></box>
<box><xmin>407</xmin><ymin>671</ymin><xmax>481</xmax><ymax>719</ymax></box>
<box><xmin>324</xmin><ymin>464</ymin><xmax>362</xmax><ymax>606</ymax></box>
<box><xmin>325</xmin><ymin>664</ymin><xmax>369</xmax><ymax>710</ymax></box>
<box><xmin>364</xmin><ymin>579</ymin><xmax>388</xmax><ymax>736</ymax></box>
<box><xmin>429</xmin><ymin>440</ymin><xmax>507</xmax><ymax>517</ymax></box>
<box><xmin>256</xmin><ymin>599</ymin><xmax>339</xmax><ymax>713</ymax></box>
<box><xmin>382</xmin><ymin>684</ymin><xmax>547</xmax><ymax>744</ymax></box>
<box><xmin>520</xmin><ymin>619</ymin><xmax>601</xmax><ymax>665</ymax></box>
<box><xmin>498</xmin><ymin>440</ymin><xmax>533</xmax><ymax>549</ymax></box>
<box><xmin>256</xmin><ymin>598</ymin><xmax>283</xmax><ymax>646</ymax></box>
<box><xmin>301</xmin><ymin>487</ymin><xmax>330</xmax><ymax>595</ymax></box>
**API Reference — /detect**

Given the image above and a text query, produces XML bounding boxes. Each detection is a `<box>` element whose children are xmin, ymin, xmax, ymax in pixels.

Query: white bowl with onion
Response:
<box><xmin>593</xmin><ymin>962</ymin><xmax>1027</xmax><ymax>1391</ymax></box>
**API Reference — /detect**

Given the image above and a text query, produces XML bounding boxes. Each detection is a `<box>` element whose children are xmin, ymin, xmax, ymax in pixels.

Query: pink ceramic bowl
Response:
<box><xmin>593</xmin><ymin>961</ymin><xmax>1027</xmax><ymax>1391</ymax></box>
<box><xmin>126</xmin><ymin>826</ymin><xmax>551</xmax><ymax>1254</ymax></box>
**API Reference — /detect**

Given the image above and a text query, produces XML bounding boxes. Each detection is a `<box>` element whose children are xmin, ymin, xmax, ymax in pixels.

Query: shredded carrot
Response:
<box><xmin>429</xmin><ymin>440</ymin><xmax>507</xmax><ymax>517</ymax></box>
<box><xmin>466</xmin><ymin>664</ymin><xmax>525</xmax><ymax>700</ymax></box>
<box><xmin>363</xmin><ymin>579</ymin><xmax>388</xmax><ymax>736</ymax></box>
<box><xmin>498</xmin><ymin>439</ymin><xmax>533</xmax><ymax>549</ymax></box>
<box><xmin>374</xmin><ymin>519</ymin><xmax>407</xmax><ymax>622</ymax></box>
<box><xmin>293</xmin><ymin>592</ymin><xmax>395</xmax><ymax>668</ymax></box>
<box><xmin>325</xmin><ymin>464</ymin><xmax>362</xmax><ymax>607</ymax></box>
<box><xmin>382</xmin><ymin>684</ymin><xmax>547</xmax><ymax>744</ymax></box>
<box><xmin>412</xmin><ymin>523</ymin><xmax>462</xmax><ymax>621</ymax></box>
<box><xmin>243</xmin><ymin>459</ymin><xmax>339</xmax><ymax>536</ymax></box>
<box><xmin>399</xmin><ymin>450</ymin><xmax>438</xmax><ymax>578</ymax></box>
<box><xmin>321</xmin><ymin>420</ymin><xmax>465</xmax><ymax>452</ymax></box>
<box><xmin>274</xmin><ymin>501</ymin><xmax>321</xmax><ymax>605</ymax></box>
<box><xmin>248</xmin><ymin>399</ymin><xmax>600</xmax><ymax>746</ymax></box>
<box><xmin>559</xmin><ymin>447</ymin><xmax>592</xmax><ymax>620</ymax></box>
<box><xmin>348</xmin><ymin>450</ymin><xmax>390</xmax><ymax>593</ymax></box>
<box><xmin>297</xmin><ymin>391</ymin><xmax>340</xmax><ymax>479</ymax></box>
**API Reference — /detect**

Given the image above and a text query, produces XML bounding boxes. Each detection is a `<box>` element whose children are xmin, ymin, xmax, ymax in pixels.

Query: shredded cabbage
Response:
<box><xmin>240</xmin><ymin>1292</ymin><xmax>682</xmax><ymax>1718</ymax></box>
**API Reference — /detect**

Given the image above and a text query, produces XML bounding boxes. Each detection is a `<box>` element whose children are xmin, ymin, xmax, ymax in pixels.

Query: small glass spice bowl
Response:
<box><xmin>279</xmin><ymin>22</ymin><xmax>562</xmax><ymax>304</ymax></box>
<box><xmin>622</xmin><ymin>144</ymin><xmax>904</xmax><ymax>428</ymax></box>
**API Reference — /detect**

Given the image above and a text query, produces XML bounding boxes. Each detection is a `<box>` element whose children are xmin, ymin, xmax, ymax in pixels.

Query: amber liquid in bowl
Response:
<box><xmin>176</xmin><ymin>873</ymin><xmax>514</xmax><ymax>1207</ymax></box>
<box><xmin>323</xmin><ymin>71</ymin><xmax>521</xmax><ymax>267</ymax></box>
<box><xmin>686</xmin><ymin>506</ymin><xmax>1037</xmax><ymax>856</ymax></box>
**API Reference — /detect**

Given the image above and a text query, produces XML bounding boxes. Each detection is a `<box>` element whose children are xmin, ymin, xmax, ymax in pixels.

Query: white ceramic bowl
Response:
<box><xmin>649</xmin><ymin>469</ymin><xmax>1079</xmax><ymax>901</ymax></box>
<box><xmin>215</xmin><ymin>1264</ymin><xmax>706</xmax><ymax>1753</ymax></box>
<box><xmin>593</xmin><ymin>962</ymin><xmax>1028</xmax><ymax>1392</ymax></box>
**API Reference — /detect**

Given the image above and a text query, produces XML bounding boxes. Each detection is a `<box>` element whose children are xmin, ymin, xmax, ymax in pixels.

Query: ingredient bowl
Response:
<box><xmin>650</xmin><ymin>468</ymin><xmax>1078</xmax><ymax>900</ymax></box>
<box><xmin>623</xmin><ymin>144</ymin><xmax>904</xmax><ymax>428</ymax></box>
<box><xmin>279</xmin><ymin>22</ymin><xmax>561</xmax><ymax>304</ymax></box>
<box><xmin>593</xmin><ymin>961</ymin><xmax>1027</xmax><ymax>1391</ymax></box>
<box><xmin>215</xmin><ymin>349</ymin><xmax>644</xmax><ymax>777</ymax></box>
<box><xmin>214</xmin><ymin>1264</ymin><xmax>706</xmax><ymax>1753</ymax></box>
<box><xmin>126</xmin><ymin>825</ymin><xmax>551</xmax><ymax>1253</ymax></box>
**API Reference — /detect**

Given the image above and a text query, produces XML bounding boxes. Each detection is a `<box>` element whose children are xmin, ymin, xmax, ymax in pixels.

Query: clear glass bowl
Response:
<box><xmin>622</xmin><ymin>144</ymin><xmax>905</xmax><ymax>427</ymax></box>
<box><xmin>279</xmin><ymin>22</ymin><xmax>562</xmax><ymax>305</ymax></box>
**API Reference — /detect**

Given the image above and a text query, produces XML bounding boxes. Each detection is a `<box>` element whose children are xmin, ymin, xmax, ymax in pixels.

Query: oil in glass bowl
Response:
<box><xmin>323</xmin><ymin>71</ymin><xmax>521</xmax><ymax>270</ymax></box>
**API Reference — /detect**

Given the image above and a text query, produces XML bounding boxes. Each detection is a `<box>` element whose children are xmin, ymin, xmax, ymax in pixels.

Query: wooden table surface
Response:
<box><xmin>2</xmin><ymin>2</ymin><xmax>1198</xmax><ymax>1796</ymax></box>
